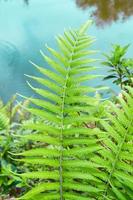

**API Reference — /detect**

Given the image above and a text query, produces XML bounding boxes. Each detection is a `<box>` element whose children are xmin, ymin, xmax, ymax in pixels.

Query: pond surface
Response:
<box><xmin>0</xmin><ymin>0</ymin><xmax>133</xmax><ymax>101</ymax></box>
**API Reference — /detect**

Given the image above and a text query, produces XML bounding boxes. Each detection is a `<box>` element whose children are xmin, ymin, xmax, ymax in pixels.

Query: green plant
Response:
<box><xmin>11</xmin><ymin>21</ymin><xmax>133</xmax><ymax>200</ymax></box>
<box><xmin>102</xmin><ymin>44</ymin><xmax>133</xmax><ymax>89</ymax></box>
<box><xmin>93</xmin><ymin>84</ymin><xmax>133</xmax><ymax>199</ymax></box>
<box><xmin>0</xmin><ymin>96</ymin><xmax>30</xmax><ymax>197</ymax></box>
<box><xmin>13</xmin><ymin>20</ymin><xmax>103</xmax><ymax>199</ymax></box>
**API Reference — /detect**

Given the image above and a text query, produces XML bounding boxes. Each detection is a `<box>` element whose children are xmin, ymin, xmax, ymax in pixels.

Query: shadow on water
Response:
<box><xmin>0</xmin><ymin>0</ymin><xmax>29</xmax><ymax>5</ymax></box>
<box><xmin>75</xmin><ymin>0</ymin><xmax>133</xmax><ymax>26</ymax></box>
<box><xmin>23</xmin><ymin>0</ymin><xmax>29</xmax><ymax>5</ymax></box>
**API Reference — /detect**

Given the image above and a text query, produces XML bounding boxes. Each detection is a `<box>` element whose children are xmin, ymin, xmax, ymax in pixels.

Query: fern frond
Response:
<box><xmin>90</xmin><ymin>86</ymin><xmax>133</xmax><ymax>199</ymax></box>
<box><xmin>15</xmin><ymin>20</ymin><xmax>104</xmax><ymax>199</ymax></box>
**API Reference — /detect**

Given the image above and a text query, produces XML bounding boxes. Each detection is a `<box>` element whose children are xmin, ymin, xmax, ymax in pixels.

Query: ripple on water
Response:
<box><xmin>0</xmin><ymin>41</ymin><xmax>20</xmax><ymax>100</ymax></box>
<box><xmin>0</xmin><ymin>40</ymin><xmax>20</xmax><ymax>66</ymax></box>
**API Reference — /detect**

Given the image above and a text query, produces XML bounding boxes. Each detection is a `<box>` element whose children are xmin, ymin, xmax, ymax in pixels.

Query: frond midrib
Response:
<box><xmin>59</xmin><ymin>30</ymin><xmax>81</xmax><ymax>200</ymax></box>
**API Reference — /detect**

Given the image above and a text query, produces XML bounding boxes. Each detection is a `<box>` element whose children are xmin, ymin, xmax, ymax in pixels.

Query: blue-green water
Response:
<box><xmin>0</xmin><ymin>0</ymin><xmax>133</xmax><ymax>101</ymax></box>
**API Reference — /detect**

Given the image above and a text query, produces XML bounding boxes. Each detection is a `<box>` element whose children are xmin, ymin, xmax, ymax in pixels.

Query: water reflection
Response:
<box><xmin>2</xmin><ymin>0</ymin><xmax>133</xmax><ymax>25</ymax></box>
<box><xmin>76</xmin><ymin>0</ymin><xmax>133</xmax><ymax>26</ymax></box>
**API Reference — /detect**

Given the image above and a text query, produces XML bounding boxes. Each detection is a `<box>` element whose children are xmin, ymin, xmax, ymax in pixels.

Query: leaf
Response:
<box><xmin>111</xmin><ymin>185</ymin><xmax>127</xmax><ymax>200</ymax></box>
<box><xmin>15</xmin><ymin>148</ymin><xmax>60</xmax><ymax>158</ymax></box>
<box><xmin>18</xmin><ymin>182</ymin><xmax>60</xmax><ymax>199</ymax></box>
<box><xmin>20</xmin><ymin>171</ymin><xmax>59</xmax><ymax>180</ymax></box>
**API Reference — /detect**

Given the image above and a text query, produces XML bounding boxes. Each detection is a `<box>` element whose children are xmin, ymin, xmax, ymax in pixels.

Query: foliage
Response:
<box><xmin>9</xmin><ymin>21</ymin><xmax>133</xmax><ymax>200</ymax></box>
<box><xmin>93</xmin><ymin>85</ymin><xmax>133</xmax><ymax>199</ymax></box>
<box><xmin>0</xmin><ymin>96</ymin><xmax>30</xmax><ymax>198</ymax></box>
<box><xmin>12</xmin><ymin>20</ymin><xmax>103</xmax><ymax>199</ymax></box>
<box><xmin>0</xmin><ymin>21</ymin><xmax>132</xmax><ymax>199</ymax></box>
<box><xmin>102</xmin><ymin>44</ymin><xmax>133</xmax><ymax>89</ymax></box>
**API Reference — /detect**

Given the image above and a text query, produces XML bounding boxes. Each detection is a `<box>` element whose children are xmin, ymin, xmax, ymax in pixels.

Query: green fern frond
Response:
<box><xmin>90</xmin><ymin>86</ymin><xmax>133</xmax><ymax>199</ymax></box>
<box><xmin>15</xmin><ymin>20</ymin><xmax>103</xmax><ymax>199</ymax></box>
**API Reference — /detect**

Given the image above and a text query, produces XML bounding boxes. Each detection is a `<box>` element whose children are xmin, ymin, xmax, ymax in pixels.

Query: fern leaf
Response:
<box><xmin>92</xmin><ymin>86</ymin><xmax>133</xmax><ymax>199</ymax></box>
<box><xmin>15</xmin><ymin>20</ymin><xmax>132</xmax><ymax>200</ymax></box>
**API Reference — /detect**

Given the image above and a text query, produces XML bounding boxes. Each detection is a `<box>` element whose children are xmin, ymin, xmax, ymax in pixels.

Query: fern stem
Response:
<box><xmin>59</xmin><ymin>32</ymin><xmax>79</xmax><ymax>200</ymax></box>
<box><xmin>103</xmin><ymin>118</ymin><xmax>133</xmax><ymax>199</ymax></box>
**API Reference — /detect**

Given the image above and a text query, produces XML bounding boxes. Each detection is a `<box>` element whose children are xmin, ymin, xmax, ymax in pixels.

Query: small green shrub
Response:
<box><xmin>102</xmin><ymin>44</ymin><xmax>133</xmax><ymax>89</ymax></box>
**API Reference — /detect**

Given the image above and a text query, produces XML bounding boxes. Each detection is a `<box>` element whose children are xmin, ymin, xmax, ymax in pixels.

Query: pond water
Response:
<box><xmin>0</xmin><ymin>0</ymin><xmax>133</xmax><ymax>101</ymax></box>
